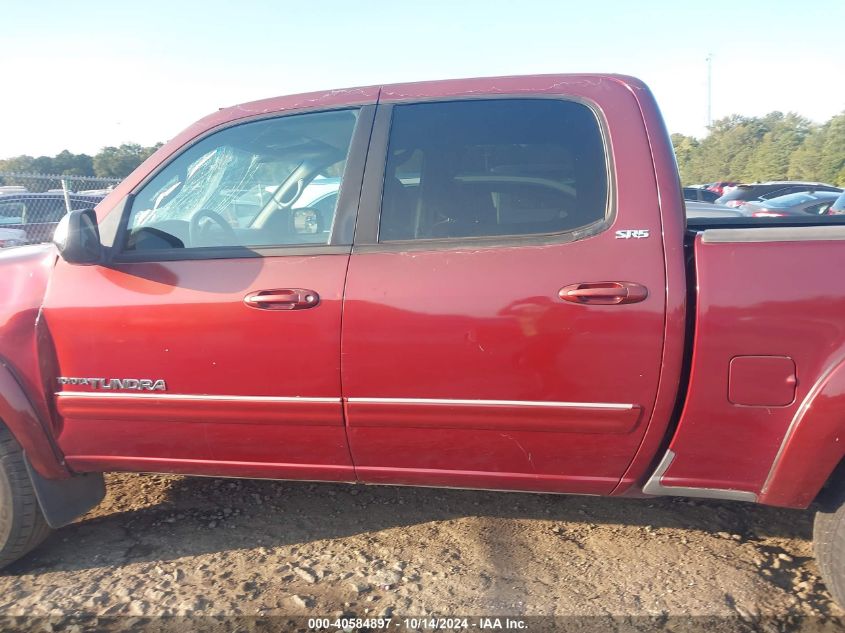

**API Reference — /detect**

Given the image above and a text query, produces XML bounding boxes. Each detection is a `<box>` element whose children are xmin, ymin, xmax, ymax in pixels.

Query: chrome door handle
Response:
<box><xmin>559</xmin><ymin>282</ymin><xmax>648</xmax><ymax>305</ymax></box>
<box><xmin>244</xmin><ymin>289</ymin><xmax>320</xmax><ymax>310</ymax></box>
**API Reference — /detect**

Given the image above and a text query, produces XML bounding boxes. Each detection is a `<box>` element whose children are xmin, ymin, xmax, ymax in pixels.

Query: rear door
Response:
<box><xmin>42</xmin><ymin>106</ymin><xmax>374</xmax><ymax>481</ymax></box>
<box><xmin>341</xmin><ymin>79</ymin><xmax>667</xmax><ymax>494</ymax></box>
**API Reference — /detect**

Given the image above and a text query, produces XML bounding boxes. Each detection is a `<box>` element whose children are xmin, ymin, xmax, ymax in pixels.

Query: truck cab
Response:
<box><xmin>33</xmin><ymin>76</ymin><xmax>682</xmax><ymax>497</ymax></box>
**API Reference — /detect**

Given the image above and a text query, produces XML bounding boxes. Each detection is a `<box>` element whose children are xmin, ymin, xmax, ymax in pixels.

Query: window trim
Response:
<box><xmin>108</xmin><ymin>104</ymin><xmax>375</xmax><ymax>264</ymax></box>
<box><xmin>353</xmin><ymin>96</ymin><xmax>616</xmax><ymax>252</ymax></box>
<box><xmin>114</xmin><ymin>244</ymin><xmax>352</xmax><ymax>262</ymax></box>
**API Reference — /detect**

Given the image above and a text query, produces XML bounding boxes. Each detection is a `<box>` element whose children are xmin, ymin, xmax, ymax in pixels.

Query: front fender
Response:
<box><xmin>0</xmin><ymin>244</ymin><xmax>68</xmax><ymax>479</ymax></box>
<box><xmin>760</xmin><ymin>356</ymin><xmax>845</xmax><ymax>508</ymax></box>
<box><xmin>0</xmin><ymin>358</ymin><xmax>68</xmax><ymax>479</ymax></box>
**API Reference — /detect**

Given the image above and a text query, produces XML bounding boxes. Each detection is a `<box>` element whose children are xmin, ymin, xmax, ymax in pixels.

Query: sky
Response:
<box><xmin>1</xmin><ymin>0</ymin><xmax>843</xmax><ymax>158</ymax></box>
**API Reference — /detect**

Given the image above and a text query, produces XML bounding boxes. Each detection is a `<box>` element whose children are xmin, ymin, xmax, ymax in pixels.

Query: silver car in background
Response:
<box><xmin>742</xmin><ymin>191</ymin><xmax>842</xmax><ymax>217</ymax></box>
<box><xmin>685</xmin><ymin>201</ymin><xmax>748</xmax><ymax>219</ymax></box>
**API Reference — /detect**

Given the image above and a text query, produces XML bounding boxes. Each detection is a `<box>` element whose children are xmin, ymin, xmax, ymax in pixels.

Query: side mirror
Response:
<box><xmin>53</xmin><ymin>208</ymin><xmax>103</xmax><ymax>264</ymax></box>
<box><xmin>292</xmin><ymin>208</ymin><xmax>321</xmax><ymax>235</ymax></box>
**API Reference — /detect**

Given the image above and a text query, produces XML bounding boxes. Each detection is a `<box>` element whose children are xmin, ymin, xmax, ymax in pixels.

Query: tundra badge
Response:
<box><xmin>57</xmin><ymin>377</ymin><xmax>167</xmax><ymax>392</ymax></box>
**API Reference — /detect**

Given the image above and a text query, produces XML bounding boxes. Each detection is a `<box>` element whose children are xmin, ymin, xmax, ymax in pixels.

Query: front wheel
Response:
<box><xmin>0</xmin><ymin>425</ymin><xmax>51</xmax><ymax>569</ymax></box>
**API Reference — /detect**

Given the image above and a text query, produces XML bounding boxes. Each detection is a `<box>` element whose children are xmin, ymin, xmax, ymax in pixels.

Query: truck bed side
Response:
<box><xmin>648</xmin><ymin>226</ymin><xmax>845</xmax><ymax>507</ymax></box>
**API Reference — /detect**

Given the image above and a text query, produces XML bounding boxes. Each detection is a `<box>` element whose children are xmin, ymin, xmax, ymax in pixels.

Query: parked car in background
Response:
<box><xmin>226</xmin><ymin>177</ymin><xmax>340</xmax><ymax>233</ymax></box>
<box><xmin>742</xmin><ymin>191</ymin><xmax>842</xmax><ymax>217</ymax></box>
<box><xmin>293</xmin><ymin>176</ymin><xmax>340</xmax><ymax>214</ymax></box>
<box><xmin>716</xmin><ymin>181</ymin><xmax>842</xmax><ymax>208</ymax></box>
<box><xmin>683</xmin><ymin>187</ymin><xmax>721</xmax><ymax>203</ymax></box>
<box><xmin>0</xmin><ymin>192</ymin><xmax>104</xmax><ymax>245</ymax></box>
<box><xmin>706</xmin><ymin>181</ymin><xmax>738</xmax><ymax>195</ymax></box>
<box><xmin>685</xmin><ymin>201</ymin><xmax>747</xmax><ymax>219</ymax></box>
<box><xmin>0</xmin><ymin>227</ymin><xmax>26</xmax><ymax>248</ymax></box>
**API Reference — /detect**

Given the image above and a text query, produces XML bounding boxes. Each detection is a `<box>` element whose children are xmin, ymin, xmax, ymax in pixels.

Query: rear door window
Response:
<box><xmin>378</xmin><ymin>99</ymin><xmax>608</xmax><ymax>242</ymax></box>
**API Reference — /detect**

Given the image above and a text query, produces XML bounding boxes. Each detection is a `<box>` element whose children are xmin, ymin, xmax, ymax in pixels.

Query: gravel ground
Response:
<box><xmin>1</xmin><ymin>473</ymin><xmax>844</xmax><ymax>631</ymax></box>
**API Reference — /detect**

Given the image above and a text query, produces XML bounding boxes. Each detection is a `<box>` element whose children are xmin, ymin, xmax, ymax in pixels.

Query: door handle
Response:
<box><xmin>559</xmin><ymin>282</ymin><xmax>648</xmax><ymax>305</ymax></box>
<box><xmin>244</xmin><ymin>289</ymin><xmax>320</xmax><ymax>310</ymax></box>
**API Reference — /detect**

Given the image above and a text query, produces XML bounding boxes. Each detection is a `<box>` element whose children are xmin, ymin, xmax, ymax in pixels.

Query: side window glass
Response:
<box><xmin>379</xmin><ymin>99</ymin><xmax>608</xmax><ymax>242</ymax></box>
<box><xmin>71</xmin><ymin>199</ymin><xmax>99</xmax><ymax>212</ymax></box>
<box><xmin>124</xmin><ymin>109</ymin><xmax>359</xmax><ymax>253</ymax></box>
<box><xmin>19</xmin><ymin>199</ymin><xmax>61</xmax><ymax>224</ymax></box>
<box><xmin>32</xmin><ymin>199</ymin><xmax>69</xmax><ymax>223</ymax></box>
<box><xmin>761</xmin><ymin>188</ymin><xmax>788</xmax><ymax>200</ymax></box>
<box><xmin>0</xmin><ymin>202</ymin><xmax>24</xmax><ymax>225</ymax></box>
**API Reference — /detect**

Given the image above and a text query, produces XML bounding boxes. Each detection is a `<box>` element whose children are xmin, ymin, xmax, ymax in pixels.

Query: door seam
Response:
<box><xmin>338</xmin><ymin>88</ymin><xmax>382</xmax><ymax>479</ymax></box>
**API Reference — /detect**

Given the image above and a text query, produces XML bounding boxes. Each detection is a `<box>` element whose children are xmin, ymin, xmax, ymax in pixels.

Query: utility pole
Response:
<box><xmin>706</xmin><ymin>53</ymin><xmax>713</xmax><ymax>129</ymax></box>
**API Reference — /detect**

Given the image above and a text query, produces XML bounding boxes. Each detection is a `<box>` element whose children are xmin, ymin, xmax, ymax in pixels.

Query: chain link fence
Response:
<box><xmin>0</xmin><ymin>172</ymin><xmax>121</xmax><ymax>246</ymax></box>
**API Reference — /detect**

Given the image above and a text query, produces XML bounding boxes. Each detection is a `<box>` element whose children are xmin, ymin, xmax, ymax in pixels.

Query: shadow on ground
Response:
<box><xmin>3</xmin><ymin>473</ymin><xmax>813</xmax><ymax>576</ymax></box>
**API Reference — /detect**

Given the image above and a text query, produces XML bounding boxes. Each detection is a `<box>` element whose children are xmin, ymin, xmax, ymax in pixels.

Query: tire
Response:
<box><xmin>0</xmin><ymin>424</ymin><xmax>51</xmax><ymax>569</ymax></box>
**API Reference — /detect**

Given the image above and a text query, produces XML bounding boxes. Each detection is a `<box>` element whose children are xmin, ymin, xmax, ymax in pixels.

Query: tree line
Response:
<box><xmin>672</xmin><ymin>111</ymin><xmax>845</xmax><ymax>187</ymax></box>
<box><xmin>0</xmin><ymin>143</ymin><xmax>162</xmax><ymax>181</ymax></box>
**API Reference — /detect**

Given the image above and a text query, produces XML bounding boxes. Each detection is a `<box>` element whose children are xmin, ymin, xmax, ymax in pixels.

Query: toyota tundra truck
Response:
<box><xmin>3</xmin><ymin>74</ymin><xmax>845</xmax><ymax>605</ymax></box>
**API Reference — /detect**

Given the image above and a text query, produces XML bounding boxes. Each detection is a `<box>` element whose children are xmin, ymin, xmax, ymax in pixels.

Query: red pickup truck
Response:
<box><xmin>3</xmin><ymin>74</ymin><xmax>845</xmax><ymax>605</ymax></box>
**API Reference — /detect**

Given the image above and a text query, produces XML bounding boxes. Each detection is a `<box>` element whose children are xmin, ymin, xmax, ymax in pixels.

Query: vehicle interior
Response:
<box><xmin>123</xmin><ymin>110</ymin><xmax>357</xmax><ymax>251</ymax></box>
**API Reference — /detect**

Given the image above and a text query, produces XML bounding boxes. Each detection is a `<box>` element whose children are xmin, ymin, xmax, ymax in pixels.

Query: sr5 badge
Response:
<box><xmin>615</xmin><ymin>229</ymin><xmax>650</xmax><ymax>239</ymax></box>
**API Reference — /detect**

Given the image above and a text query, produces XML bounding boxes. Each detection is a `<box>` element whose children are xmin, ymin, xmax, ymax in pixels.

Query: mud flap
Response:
<box><xmin>24</xmin><ymin>456</ymin><xmax>105</xmax><ymax>528</ymax></box>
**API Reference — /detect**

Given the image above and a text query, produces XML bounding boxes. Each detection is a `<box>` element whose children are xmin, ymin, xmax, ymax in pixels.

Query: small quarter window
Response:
<box><xmin>378</xmin><ymin>99</ymin><xmax>608</xmax><ymax>242</ymax></box>
<box><xmin>124</xmin><ymin>109</ymin><xmax>358</xmax><ymax>253</ymax></box>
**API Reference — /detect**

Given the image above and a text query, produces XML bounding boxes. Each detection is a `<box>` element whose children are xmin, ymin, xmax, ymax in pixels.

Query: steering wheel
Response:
<box><xmin>189</xmin><ymin>209</ymin><xmax>238</xmax><ymax>247</ymax></box>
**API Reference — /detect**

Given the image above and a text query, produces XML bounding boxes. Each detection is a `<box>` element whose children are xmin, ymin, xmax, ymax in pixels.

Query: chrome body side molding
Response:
<box><xmin>56</xmin><ymin>393</ymin><xmax>632</xmax><ymax>409</ymax></box>
<box><xmin>55</xmin><ymin>392</ymin><xmax>341</xmax><ymax>404</ymax></box>
<box><xmin>345</xmin><ymin>397</ymin><xmax>634</xmax><ymax>410</ymax></box>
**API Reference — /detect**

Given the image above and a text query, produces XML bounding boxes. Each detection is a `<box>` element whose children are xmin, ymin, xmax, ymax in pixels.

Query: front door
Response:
<box><xmin>342</xmin><ymin>91</ymin><xmax>666</xmax><ymax>494</ymax></box>
<box><xmin>42</xmin><ymin>106</ymin><xmax>372</xmax><ymax>481</ymax></box>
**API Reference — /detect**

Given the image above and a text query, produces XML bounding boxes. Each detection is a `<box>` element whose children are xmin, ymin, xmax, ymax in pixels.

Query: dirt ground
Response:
<box><xmin>1</xmin><ymin>473</ymin><xmax>844</xmax><ymax>631</ymax></box>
